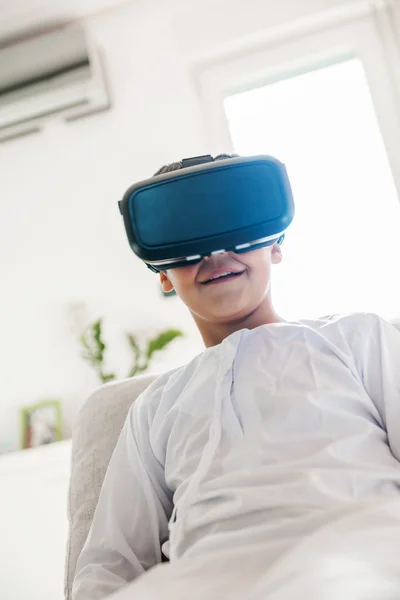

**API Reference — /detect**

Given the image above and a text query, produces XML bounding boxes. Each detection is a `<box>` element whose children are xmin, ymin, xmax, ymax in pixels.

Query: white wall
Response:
<box><xmin>171</xmin><ymin>0</ymin><xmax>371</xmax><ymax>62</ymax></box>
<box><xmin>0</xmin><ymin>0</ymin><xmax>209</xmax><ymax>450</ymax></box>
<box><xmin>0</xmin><ymin>0</ymin><xmax>398</xmax><ymax>451</ymax></box>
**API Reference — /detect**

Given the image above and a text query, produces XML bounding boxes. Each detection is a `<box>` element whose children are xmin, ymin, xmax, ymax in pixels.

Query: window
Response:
<box><xmin>224</xmin><ymin>58</ymin><xmax>400</xmax><ymax>320</ymax></box>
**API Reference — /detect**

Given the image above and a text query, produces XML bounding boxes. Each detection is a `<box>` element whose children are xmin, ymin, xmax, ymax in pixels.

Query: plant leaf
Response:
<box><xmin>127</xmin><ymin>333</ymin><xmax>140</xmax><ymax>352</ymax></box>
<box><xmin>79</xmin><ymin>318</ymin><xmax>110</xmax><ymax>382</ymax></box>
<box><xmin>101</xmin><ymin>372</ymin><xmax>116</xmax><ymax>383</ymax></box>
<box><xmin>146</xmin><ymin>329</ymin><xmax>183</xmax><ymax>360</ymax></box>
<box><xmin>127</xmin><ymin>333</ymin><xmax>142</xmax><ymax>377</ymax></box>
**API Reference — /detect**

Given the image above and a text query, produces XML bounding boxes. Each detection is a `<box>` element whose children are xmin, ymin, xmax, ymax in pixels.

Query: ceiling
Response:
<box><xmin>0</xmin><ymin>0</ymin><xmax>133</xmax><ymax>43</ymax></box>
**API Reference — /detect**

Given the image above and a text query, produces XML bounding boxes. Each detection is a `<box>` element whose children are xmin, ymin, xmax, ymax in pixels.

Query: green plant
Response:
<box><xmin>126</xmin><ymin>329</ymin><xmax>183</xmax><ymax>377</ymax></box>
<box><xmin>80</xmin><ymin>319</ymin><xmax>116</xmax><ymax>384</ymax></box>
<box><xmin>80</xmin><ymin>318</ymin><xmax>183</xmax><ymax>383</ymax></box>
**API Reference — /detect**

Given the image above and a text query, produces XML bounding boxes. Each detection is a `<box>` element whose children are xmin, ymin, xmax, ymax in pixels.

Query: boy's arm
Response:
<box><xmin>72</xmin><ymin>391</ymin><xmax>173</xmax><ymax>600</ymax></box>
<box><xmin>355</xmin><ymin>314</ymin><xmax>400</xmax><ymax>461</ymax></box>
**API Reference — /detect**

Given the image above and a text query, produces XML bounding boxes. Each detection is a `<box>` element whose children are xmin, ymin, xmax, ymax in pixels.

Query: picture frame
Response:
<box><xmin>20</xmin><ymin>399</ymin><xmax>63</xmax><ymax>450</ymax></box>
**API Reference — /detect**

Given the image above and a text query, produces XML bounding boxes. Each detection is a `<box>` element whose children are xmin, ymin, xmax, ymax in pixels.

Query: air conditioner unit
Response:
<box><xmin>0</xmin><ymin>26</ymin><xmax>110</xmax><ymax>143</ymax></box>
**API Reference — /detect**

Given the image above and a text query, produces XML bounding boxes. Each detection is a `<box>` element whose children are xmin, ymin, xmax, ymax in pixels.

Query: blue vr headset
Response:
<box><xmin>118</xmin><ymin>154</ymin><xmax>295</xmax><ymax>272</ymax></box>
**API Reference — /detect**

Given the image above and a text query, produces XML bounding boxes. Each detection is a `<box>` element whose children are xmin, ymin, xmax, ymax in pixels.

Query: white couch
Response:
<box><xmin>64</xmin><ymin>374</ymin><xmax>161</xmax><ymax>600</ymax></box>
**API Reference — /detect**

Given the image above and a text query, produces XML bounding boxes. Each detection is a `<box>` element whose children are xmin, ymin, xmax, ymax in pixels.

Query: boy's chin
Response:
<box><xmin>206</xmin><ymin>301</ymin><xmax>256</xmax><ymax>323</ymax></box>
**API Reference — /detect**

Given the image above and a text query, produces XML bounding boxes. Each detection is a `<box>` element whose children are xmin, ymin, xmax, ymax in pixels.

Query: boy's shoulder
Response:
<box><xmin>299</xmin><ymin>311</ymin><xmax>385</xmax><ymax>332</ymax></box>
<box><xmin>299</xmin><ymin>312</ymin><xmax>400</xmax><ymax>351</ymax></box>
<box><xmin>133</xmin><ymin>344</ymin><xmax>216</xmax><ymax>415</ymax></box>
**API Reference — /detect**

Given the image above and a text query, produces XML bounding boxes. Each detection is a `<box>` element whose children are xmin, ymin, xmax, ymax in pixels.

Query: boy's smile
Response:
<box><xmin>197</xmin><ymin>262</ymin><xmax>246</xmax><ymax>285</ymax></box>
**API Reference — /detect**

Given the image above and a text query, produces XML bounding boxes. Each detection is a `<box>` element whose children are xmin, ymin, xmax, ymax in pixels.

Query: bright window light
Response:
<box><xmin>225</xmin><ymin>58</ymin><xmax>400</xmax><ymax>320</ymax></box>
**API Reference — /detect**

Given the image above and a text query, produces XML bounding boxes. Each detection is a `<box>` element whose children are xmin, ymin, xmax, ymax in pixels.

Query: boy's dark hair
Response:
<box><xmin>154</xmin><ymin>153</ymin><xmax>238</xmax><ymax>176</ymax></box>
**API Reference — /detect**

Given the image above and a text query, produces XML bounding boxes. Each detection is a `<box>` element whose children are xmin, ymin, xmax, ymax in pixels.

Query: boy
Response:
<box><xmin>73</xmin><ymin>156</ymin><xmax>400</xmax><ymax>600</ymax></box>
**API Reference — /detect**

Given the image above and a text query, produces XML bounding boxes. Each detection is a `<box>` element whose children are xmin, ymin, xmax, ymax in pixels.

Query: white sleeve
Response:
<box><xmin>72</xmin><ymin>386</ymin><xmax>173</xmax><ymax>600</ymax></box>
<box><xmin>354</xmin><ymin>314</ymin><xmax>400</xmax><ymax>461</ymax></box>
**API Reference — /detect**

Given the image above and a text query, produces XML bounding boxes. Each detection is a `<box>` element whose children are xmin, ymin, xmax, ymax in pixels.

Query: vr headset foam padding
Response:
<box><xmin>118</xmin><ymin>155</ymin><xmax>295</xmax><ymax>272</ymax></box>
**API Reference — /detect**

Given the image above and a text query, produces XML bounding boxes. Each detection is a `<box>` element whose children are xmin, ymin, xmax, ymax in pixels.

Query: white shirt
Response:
<box><xmin>72</xmin><ymin>313</ymin><xmax>400</xmax><ymax>600</ymax></box>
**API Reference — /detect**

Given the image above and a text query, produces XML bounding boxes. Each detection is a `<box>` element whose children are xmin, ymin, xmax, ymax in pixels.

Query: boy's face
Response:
<box><xmin>160</xmin><ymin>245</ymin><xmax>282</xmax><ymax>324</ymax></box>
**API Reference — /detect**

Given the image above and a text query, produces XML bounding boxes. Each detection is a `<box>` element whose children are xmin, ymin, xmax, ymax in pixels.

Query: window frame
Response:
<box><xmin>196</xmin><ymin>5</ymin><xmax>400</xmax><ymax>202</ymax></box>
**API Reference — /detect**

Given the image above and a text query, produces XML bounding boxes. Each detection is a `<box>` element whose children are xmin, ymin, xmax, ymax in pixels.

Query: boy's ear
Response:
<box><xmin>271</xmin><ymin>243</ymin><xmax>283</xmax><ymax>265</ymax></box>
<box><xmin>159</xmin><ymin>271</ymin><xmax>174</xmax><ymax>293</ymax></box>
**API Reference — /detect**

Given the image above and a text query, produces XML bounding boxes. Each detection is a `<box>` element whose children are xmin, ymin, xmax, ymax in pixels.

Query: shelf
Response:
<box><xmin>0</xmin><ymin>438</ymin><xmax>72</xmax><ymax>475</ymax></box>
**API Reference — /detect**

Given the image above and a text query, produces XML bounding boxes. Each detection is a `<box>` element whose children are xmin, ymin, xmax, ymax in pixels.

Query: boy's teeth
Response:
<box><xmin>210</xmin><ymin>272</ymin><xmax>233</xmax><ymax>281</ymax></box>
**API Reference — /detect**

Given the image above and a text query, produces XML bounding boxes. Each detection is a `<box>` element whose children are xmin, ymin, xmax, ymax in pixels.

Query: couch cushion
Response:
<box><xmin>64</xmin><ymin>374</ymin><xmax>158</xmax><ymax>599</ymax></box>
